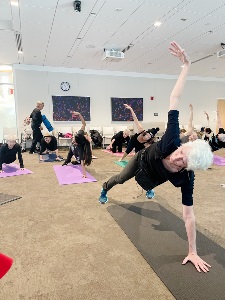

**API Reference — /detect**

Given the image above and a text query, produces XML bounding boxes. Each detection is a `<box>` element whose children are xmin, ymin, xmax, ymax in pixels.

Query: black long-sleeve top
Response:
<box><xmin>0</xmin><ymin>143</ymin><xmax>24</xmax><ymax>170</ymax></box>
<box><xmin>111</xmin><ymin>131</ymin><xmax>130</xmax><ymax>145</ymax></box>
<box><xmin>40</xmin><ymin>136</ymin><xmax>58</xmax><ymax>154</ymax></box>
<box><xmin>139</xmin><ymin>110</ymin><xmax>194</xmax><ymax>206</ymax></box>
<box><xmin>30</xmin><ymin>108</ymin><xmax>42</xmax><ymax>130</ymax></box>
<box><xmin>125</xmin><ymin>133</ymin><xmax>145</xmax><ymax>154</ymax></box>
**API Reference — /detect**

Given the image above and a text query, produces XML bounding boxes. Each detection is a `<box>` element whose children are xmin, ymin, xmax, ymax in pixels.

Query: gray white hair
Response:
<box><xmin>218</xmin><ymin>133</ymin><xmax>225</xmax><ymax>142</ymax></box>
<box><xmin>183</xmin><ymin>140</ymin><xmax>213</xmax><ymax>170</ymax></box>
<box><xmin>123</xmin><ymin>129</ymin><xmax>130</xmax><ymax>136</ymax></box>
<box><xmin>6</xmin><ymin>135</ymin><xmax>17</xmax><ymax>142</ymax></box>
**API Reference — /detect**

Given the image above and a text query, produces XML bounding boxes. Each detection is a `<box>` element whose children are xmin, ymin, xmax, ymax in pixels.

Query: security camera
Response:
<box><xmin>73</xmin><ymin>0</ymin><xmax>81</xmax><ymax>12</ymax></box>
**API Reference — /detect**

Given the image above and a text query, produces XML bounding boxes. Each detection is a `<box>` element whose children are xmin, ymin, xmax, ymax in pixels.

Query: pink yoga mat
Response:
<box><xmin>213</xmin><ymin>155</ymin><xmax>225</xmax><ymax>166</ymax></box>
<box><xmin>102</xmin><ymin>150</ymin><xmax>135</xmax><ymax>157</ymax></box>
<box><xmin>53</xmin><ymin>165</ymin><xmax>97</xmax><ymax>185</ymax></box>
<box><xmin>0</xmin><ymin>164</ymin><xmax>33</xmax><ymax>178</ymax></box>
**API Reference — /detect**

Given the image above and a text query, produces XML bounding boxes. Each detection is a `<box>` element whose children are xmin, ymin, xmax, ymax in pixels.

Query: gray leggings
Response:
<box><xmin>103</xmin><ymin>153</ymin><xmax>139</xmax><ymax>191</ymax></box>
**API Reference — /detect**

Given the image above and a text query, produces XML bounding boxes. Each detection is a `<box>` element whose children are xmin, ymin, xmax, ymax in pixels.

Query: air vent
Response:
<box><xmin>217</xmin><ymin>49</ymin><xmax>225</xmax><ymax>59</ymax></box>
<box><xmin>15</xmin><ymin>32</ymin><xmax>23</xmax><ymax>53</ymax></box>
<box><xmin>102</xmin><ymin>49</ymin><xmax>124</xmax><ymax>62</ymax></box>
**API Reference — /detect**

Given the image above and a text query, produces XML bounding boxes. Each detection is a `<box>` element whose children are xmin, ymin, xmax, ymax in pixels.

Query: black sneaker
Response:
<box><xmin>62</xmin><ymin>162</ymin><xmax>68</xmax><ymax>166</ymax></box>
<box><xmin>29</xmin><ymin>151</ymin><xmax>34</xmax><ymax>154</ymax></box>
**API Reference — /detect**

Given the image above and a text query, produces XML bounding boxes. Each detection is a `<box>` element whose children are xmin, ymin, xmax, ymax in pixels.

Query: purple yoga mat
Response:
<box><xmin>0</xmin><ymin>163</ymin><xmax>33</xmax><ymax>178</ymax></box>
<box><xmin>213</xmin><ymin>155</ymin><xmax>225</xmax><ymax>166</ymax></box>
<box><xmin>53</xmin><ymin>165</ymin><xmax>97</xmax><ymax>185</ymax></box>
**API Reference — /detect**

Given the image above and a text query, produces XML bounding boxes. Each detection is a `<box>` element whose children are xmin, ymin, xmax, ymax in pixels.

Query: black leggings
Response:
<box><xmin>103</xmin><ymin>153</ymin><xmax>139</xmax><ymax>191</ymax></box>
<box><xmin>112</xmin><ymin>143</ymin><xmax>123</xmax><ymax>153</ymax></box>
<box><xmin>30</xmin><ymin>128</ymin><xmax>43</xmax><ymax>152</ymax></box>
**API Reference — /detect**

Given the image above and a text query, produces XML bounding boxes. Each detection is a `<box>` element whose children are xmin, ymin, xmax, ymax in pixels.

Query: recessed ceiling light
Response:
<box><xmin>154</xmin><ymin>21</ymin><xmax>161</xmax><ymax>27</ymax></box>
<box><xmin>11</xmin><ymin>1</ymin><xmax>18</xmax><ymax>6</ymax></box>
<box><xmin>181</xmin><ymin>65</ymin><xmax>184</xmax><ymax>68</ymax></box>
<box><xmin>18</xmin><ymin>50</ymin><xmax>23</xmax><ymax>54</ymax></box>
<box><xmin>115</xmin><ymin>8</ymin><xmax>122</xmax><ymax>11</ymax></box>
<box><xmin>0</xmin><ymin>65</ymin><xmax>12</xmax><ymax>71</ymax></box>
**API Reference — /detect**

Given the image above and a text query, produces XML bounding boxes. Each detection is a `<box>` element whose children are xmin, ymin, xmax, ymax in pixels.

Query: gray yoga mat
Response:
<box><xmin>0</xmin><ymin>193</ymin><xmax>21</xmax><ymax>206</ymax></box>
<box><xmin>108</xmin><ymin>201</ymin><xmax>225</xmax><ymax>300</ymax></box>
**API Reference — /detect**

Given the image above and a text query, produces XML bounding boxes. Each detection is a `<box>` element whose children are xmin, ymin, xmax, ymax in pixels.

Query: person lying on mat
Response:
<box><xmin>39</xmin><ymin>133</ymin><xmax>63</xmax><ymax>162</ymax></box>
<box><xmin>107</xmin><ymin>129</ymin><xmax>131</xmax><ymax>153</ymax></box>
<box><xmin>119</xmin><ymin>104</ymin><xmax>159</xmax><ymax>162</ymax></box>
<box><xmin>62</xmin><ymin>112</ymin><xmax>92</xmax><ymax>177</ymax></box>
<box><xmin>0</xmin><ymin>136</ymin><xmax>25</xmax><ymax>172</ymax></box>
<box><xmin>99</xmin><ymin>42</ymin><xmax>213</xmax><ymax>273</ymax></box>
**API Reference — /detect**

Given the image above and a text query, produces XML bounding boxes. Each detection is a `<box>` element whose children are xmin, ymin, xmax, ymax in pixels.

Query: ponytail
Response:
<box><xmin>83</xmin><ymin>139</ymin><xmax>92</xmax><ymax>166</ymax></box>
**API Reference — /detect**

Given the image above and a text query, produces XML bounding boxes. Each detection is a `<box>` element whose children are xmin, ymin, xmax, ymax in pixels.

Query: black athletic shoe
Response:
<box><xmin>62</xmin><ymin>162</ymin><xmax>68</xmax><ymax>166</ymax></box>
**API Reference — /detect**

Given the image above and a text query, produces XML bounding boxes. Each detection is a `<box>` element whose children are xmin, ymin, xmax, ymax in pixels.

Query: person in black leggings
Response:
<box><xmin>99</xmin><ymin>41</ymin><xmax>213</xmax><ymax>274</ymax></box>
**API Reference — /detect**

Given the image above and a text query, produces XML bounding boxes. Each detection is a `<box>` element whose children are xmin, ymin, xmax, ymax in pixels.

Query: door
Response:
<box><xmin>217</xmin><ymin>99</ymin><xmax>225</xmax><ymax>133</ymax></box>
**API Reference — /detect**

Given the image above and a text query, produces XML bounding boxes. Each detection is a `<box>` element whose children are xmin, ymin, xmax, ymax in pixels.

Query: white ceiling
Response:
<box><xmin>1</xmin><ymin>0</ymin><xmax>225</xmax><ymax>77</ymax></box>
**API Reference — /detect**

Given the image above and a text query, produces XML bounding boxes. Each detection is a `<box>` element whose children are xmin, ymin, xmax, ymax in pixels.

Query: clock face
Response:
<box><xmin>60</xmin><ymin>82</ymin><xmax>70</xmax><ymax>91</ymax></box>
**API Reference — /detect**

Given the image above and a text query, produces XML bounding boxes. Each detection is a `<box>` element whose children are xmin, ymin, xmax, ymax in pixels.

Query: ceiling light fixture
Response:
<box><xmin>11</xmin><ymin>1</ymin><xmax>18</xmax><ymax>6</ymax></box>
<box><xmin>18</xmin><ymin>50</ymin><xmax>23</xmax><ymax>54</ymax></box>
<box><xmin>115</xmin><ymin>8</ymin><xmax>122</xmax><ymax>11</ymax></box>
<box><xmin>0</xmin><ymin>65</ymin><xmax>12</xmax><ymax>71</ymax></box>
<box><xmin>154</xmin><ymin>21</ymin><xmax>161</xmax><ymax>27</ymax></box>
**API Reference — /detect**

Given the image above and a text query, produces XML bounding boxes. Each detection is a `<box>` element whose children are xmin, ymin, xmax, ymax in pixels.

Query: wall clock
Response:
<box><xmin>60</xmin><ymin>82</ymin><xmax>70</xmax><ymax>91</ymax></box>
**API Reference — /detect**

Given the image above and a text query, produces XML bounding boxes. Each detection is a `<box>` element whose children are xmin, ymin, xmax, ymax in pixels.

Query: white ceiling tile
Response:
<box><xmin>20</xmin><ymin>5</ymin><xmax>56</xmax><ymax>24</ymax></box>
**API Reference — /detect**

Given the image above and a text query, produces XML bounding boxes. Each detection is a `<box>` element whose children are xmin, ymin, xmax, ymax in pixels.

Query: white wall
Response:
<box><xmin>13</xmin><ymin>65</ymin><xmax>225</xmax><ymax>139</ymax></box>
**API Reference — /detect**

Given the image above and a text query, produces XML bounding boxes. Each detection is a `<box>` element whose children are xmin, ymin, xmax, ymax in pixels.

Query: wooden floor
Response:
<box><xmin>0</xmin><ymin>148</ymin><xmax>225</xmax><ymax>300</ymax></box>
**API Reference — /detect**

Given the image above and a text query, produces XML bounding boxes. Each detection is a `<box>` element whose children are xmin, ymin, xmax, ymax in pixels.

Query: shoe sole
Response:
<box><xmin>146</xmin><ymin>193</ymin><xmax>155</xmax><ymax>199</ymax></box>
<box><xmin>99</xmin><ymin>199</ymin><xmax>108</xmax><ymax>204</ymax></box>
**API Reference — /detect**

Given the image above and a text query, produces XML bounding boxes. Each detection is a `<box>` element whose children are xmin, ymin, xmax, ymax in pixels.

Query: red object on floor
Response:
<box><xmin>0</xmin><ymin>253</ymin><xmax>13</xmax><ymax>279</ymax></box>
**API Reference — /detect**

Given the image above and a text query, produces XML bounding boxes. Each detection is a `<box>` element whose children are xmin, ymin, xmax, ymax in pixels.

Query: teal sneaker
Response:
<box><xmin>99</xmin><ymin>188</ymin><xmax>108</xmax><ymax>204</ymax></box>
<box><xmin>146</xmin><ymin>189</ymin><xmax>155</xmax><ymax>199</ymax></box>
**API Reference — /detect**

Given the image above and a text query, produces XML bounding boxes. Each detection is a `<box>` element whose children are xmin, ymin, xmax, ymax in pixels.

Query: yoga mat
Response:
<box><xmin>113</xmin><ymin>152</ymin><xmax>135</xmax><ymax>157</ymax></box>
<box><xmin>213</xmin><ymin>154</ymin><xmax>225</xmax><ymax>166</ymax></box>
<box><xmin>0</xmin><ymin>193</ymin><xmax>21</xmax><ymax>206</ymax></box>
<box><xmin>0</xmin><ymin>253</ymin><xmax>13</xmax><ymax>279</ymax></box>
<box><xmin>0</xmin><ymin>164</ymin><xmax>33</xmax><ymax>178</ymax></box>
<box><xmin>108</xmin><ymin>201</ymin><xmax>225</xmax><ymax>300</ymax></box>
<box><xmin>102</xmin><ymin>150</ymin><xmax>134</xmax><ymax>157</ymax></box>
<box><xmin>39</xmin><ymin>153</ymin><xmax>57</xmax><ymax>162</ymax></box>
<box><xmin>54</xmin><ymin>165</ymin><xmax>97</xmax><ymax>185</ymax></box>
<box><xmin>114</xmin><ymin>161</ymin><xmax>128</xmax><ymax>168</ymax></box>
